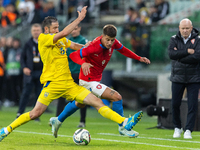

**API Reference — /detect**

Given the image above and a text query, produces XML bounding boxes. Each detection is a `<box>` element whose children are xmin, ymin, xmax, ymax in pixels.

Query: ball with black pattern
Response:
<box><xmin>73</xmin><ymin>129</ymin><xmax>91</xmax><ymax>145</ymax></box>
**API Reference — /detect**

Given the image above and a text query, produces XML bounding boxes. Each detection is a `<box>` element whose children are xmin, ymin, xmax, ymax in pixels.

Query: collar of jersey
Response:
<box><xmin>100</xmin><ymin>44</ymin><xmax>107</xmax><ymax>49</ymax></box>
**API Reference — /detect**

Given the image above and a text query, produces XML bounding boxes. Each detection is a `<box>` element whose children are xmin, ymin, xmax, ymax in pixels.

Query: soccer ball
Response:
<box><xmin>73</xmin><ymin>129</ymin><xmax>91</xmax><ymax>145</ymax></box>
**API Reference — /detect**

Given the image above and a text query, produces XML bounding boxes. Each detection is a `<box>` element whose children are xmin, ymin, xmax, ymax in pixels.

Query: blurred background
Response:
<box><xmin>1</xmin><ymin>0</ymin><xmax>200</xmax><ymax>110</ymax></box>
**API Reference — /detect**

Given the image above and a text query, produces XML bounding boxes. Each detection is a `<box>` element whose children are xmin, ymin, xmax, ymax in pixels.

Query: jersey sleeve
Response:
<box><xmin>69</xmin><ymin>44</ymin><xmax>96</xmax><ymax>65</ymax></box>
<box><xmin>115</xmin><ymin>39</ymin><xmax>141</xmax><ymax>61</ymax></box>
<box><xmin>64</xmin><ymin>38</ymin><xmax>72</xmax><ymax>48</ymax></box>
<box><xmin>80</xmin><ymin>44</ymin><xmax>96</xmax><ymax>57</ymax></box>
<box><xmin>114</xmin><ymin>39</ymin><xmax>124</xmax><ymax>50</ymax></box>
<box><xmin>69</xmin><ymin>49</ymin><xmax>85</xmax><ymax>65</ymax></box>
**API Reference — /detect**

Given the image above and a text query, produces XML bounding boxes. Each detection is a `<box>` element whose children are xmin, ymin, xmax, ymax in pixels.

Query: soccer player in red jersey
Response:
<box><xmin>50</xmin><ymin>24</ymin><xmax>150</xmax><ymax>137</ymax></box>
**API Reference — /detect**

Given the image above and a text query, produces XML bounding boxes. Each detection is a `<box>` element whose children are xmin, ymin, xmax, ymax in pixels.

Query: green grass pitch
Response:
<box><xmin>0</xmin><ymin>104</ymin><xmax>200</xmax><ymax>150</ymax></box>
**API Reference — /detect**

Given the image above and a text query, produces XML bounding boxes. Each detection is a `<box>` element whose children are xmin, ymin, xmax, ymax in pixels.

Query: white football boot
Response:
<box><xmin>49</xmin><ymin>117</ymin><xmax>62</xmax><ymax>138</ymax></box>
<box><xmin>119</xmin><ymin>126</ymin><xmax>139</xmax><ymax>138</ymax></box>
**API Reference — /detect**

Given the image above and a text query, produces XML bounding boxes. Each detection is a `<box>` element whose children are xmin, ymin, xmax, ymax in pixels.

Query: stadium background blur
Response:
<box><xmin>1</xmin><ymin>0</ymin><xmax>200</xmax><ymax>110</ymax></box>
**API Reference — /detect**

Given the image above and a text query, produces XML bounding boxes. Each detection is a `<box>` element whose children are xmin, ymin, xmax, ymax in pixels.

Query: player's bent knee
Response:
<box><xmin>83</xmin><ymin>93</ymin><xmax>104</xmax><ymax>109</ymax></box>
<box><xmin>75</xmin><ymin>101</ymin><xmax>85</xmax><ymax>108</ymax></box>
<box><xmin>117</xmin><ymin>94</ymin><xmax>122</xmax><ymax>101</ymax></box>
<box><xmin>113</xmin><ymin>93</ymin><xmax>122</xmax><ymax>101</ymax></box>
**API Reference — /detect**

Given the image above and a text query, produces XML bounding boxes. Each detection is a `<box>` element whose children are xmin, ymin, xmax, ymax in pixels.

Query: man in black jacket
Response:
<box><xmin>16</xmin><ymin>24</ymin><xmax>43</xmax><ymax>120</ymax></box>
<box><xmin>168</xmin><ymin>18</ymin><xmax>200</xmax><ymax>139</ymax></box>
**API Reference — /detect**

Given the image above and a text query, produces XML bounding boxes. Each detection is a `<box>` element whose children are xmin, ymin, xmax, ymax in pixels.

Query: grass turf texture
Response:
<box><xmin>0</xmin><ymin>105</ymin><xmax>200</xmax><ymax>150</ymax></box>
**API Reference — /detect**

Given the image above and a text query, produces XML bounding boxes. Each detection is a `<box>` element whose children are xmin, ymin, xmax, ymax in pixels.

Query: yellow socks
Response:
<box><xmin>98</xmin><ymin>106</ymin><xmax>126</xmax><ymax>124</ymax></box>
<box><xmin>7</xmin><ymin>112</ymin><xmax>31</xmax><ymax>133</ymax></box>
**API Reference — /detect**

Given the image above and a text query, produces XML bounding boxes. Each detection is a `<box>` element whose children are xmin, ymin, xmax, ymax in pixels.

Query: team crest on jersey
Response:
<box><xmin>94</xmin><ymin>54</ymin><xmax>98</xmax><ymax>56</ymax></box>
<box><xmin>96</xmin><ymin>84</ymin><xmax>102</xmax><ymax>89</ymax></box>
<box><xmin>191</xmin><ymin>39</ymin><xmax>195</xmax><ymax>44</ymax></box>
<box><xmin>44</xmin><ymin>92</ymin><xmax>49</xmax><ymax>98</ymax></box>
<box><xmin>60</xmin><ymin>41</ymin><xmax>65</xmax><ymax>46</ymax></box>
<box><xmin>102</xmin><ymin>60</ymin><xmax>105</xmax><ymax>66</ymax></box>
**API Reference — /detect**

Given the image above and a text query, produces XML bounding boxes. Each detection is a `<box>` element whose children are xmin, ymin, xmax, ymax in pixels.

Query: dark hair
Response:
<box><xmin>42</xmin><ymin>16</ymin><xmax>58</xmax><ymax>29</ymax></box>
<box><xmin>103</xmin><ymin>24</ymin><xmax>117</xmax><ymax>37</ymax></box>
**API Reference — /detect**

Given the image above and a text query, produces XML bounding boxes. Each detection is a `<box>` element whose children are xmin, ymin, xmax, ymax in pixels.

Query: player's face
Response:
<box><xmin>71</xmin><ymin>26</ymin><xmax>81</xmax><ymax>37</ymax></box>
<box><xmin>101</xmin><ymin>35</ymin><xmax>115</xmax><ymax>49</ymax></box>
<box><xmin>179</xmin><ymin>21</ymin><xmax>192</xmax><ymax>39</ymax></box>
<box><xmin>46</xmin><ymin>22</ymin><xmax>59</xmax><ymax>34</ymax></box>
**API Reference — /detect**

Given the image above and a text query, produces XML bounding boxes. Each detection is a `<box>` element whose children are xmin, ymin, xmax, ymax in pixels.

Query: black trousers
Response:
<box><xmin>56</xmin><ymin>73</ymin><xmax>87</xmax><ymax>123</ymax></box>
<box><xmin>17</xmin><ymin>75</ymin><xmax>42</xmax><ymax>114</ymax></box>
<box><xmin>171</xmin><ymin>82</ymin><xmax>200</xmax><ymax>131</ymax></box>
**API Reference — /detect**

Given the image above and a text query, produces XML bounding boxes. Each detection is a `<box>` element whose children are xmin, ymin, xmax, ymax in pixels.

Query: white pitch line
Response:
<box><xmin>13</xmin><ymin>130</ymin><xmax>200</xmax><ymax>150</ymax></box>
<box><xmin>98</xmin><ymin>133</ymin><xmax>200</xmax><ymax>144</ymax></box>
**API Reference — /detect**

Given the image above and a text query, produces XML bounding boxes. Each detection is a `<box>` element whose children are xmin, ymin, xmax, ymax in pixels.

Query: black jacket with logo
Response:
<box><xmin>20</xmin><ymin>37</ymin><xmax>43</xmax><ymax>83</ymax></box>
<box><xmin>168</xmin><ymin>28</ymin><xmax>200</xmax><ymax>83</ymax></box>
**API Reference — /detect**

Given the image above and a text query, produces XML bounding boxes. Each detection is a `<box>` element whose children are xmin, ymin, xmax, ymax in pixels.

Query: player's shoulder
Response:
<box><xmin>39</xmin><ymin>33</ymin><xmax>54</xmax><ymax>39</ymax></box>
<box><xmin>113</xmin><ymin>38</ymin><xmax>122</xmax><ymax>47</ymax></box>
<box><xmin>89</xmin><ymin>36</ymin><xmax>101</xmax><ymax>47</ymax></box>
<box><xmin>92</xmin><ymin>36</ymin><xmax>101</xmax><ymax>43</ymax></box>
<box><xmin>38</xmin><ymin>33</ymin><xmax>44</xmax><ymax>38</ymax></box>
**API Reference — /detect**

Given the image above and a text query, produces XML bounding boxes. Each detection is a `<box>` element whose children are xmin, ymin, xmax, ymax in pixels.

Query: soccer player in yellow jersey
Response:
<box><xmin>0</xmin><ymin>6</ymin><xmax>142</xmax><ymax>142</ymax></box>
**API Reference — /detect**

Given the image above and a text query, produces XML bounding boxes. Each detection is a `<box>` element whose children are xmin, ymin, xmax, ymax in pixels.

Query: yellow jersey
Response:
<box><xmin>38</xmin><ymin>33</ymin><xmax>72</xmax><ymax>84</ymax></box>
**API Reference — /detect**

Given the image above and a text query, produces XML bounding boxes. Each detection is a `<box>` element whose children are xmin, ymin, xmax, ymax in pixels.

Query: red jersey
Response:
<box><xmin>70</xmin><ymin>36</ymin><xmax>141</xmax><ymax>82</ymax></box>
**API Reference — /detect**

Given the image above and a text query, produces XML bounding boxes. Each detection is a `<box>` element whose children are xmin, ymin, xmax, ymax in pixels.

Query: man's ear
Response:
<box><xmin>44</xmin><ymin>26</ymin><xmax>48</xmax><ymax>33</ymax></box>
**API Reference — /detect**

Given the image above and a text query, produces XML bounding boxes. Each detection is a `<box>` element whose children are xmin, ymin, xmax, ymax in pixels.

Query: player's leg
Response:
<box><xmin>79</xmin><ymin>80</ymin><xmax>125</xmax><ymax>125</ymax></box>
<box><xmin>0</xmin><ymin>101</ymin><xmax>48</xmax><ymax>141</ymax></box>
<box><xmin>56</xmin><ymin>97</ymin><xmax>67</xmax><ymax>116</ymax></box>
<box><xmin>79</xmin><ymin>80</ymin><xmax>124</xmax><ymax>119</ymax></box>
<box><xmin>81</xmin><ymin>80</ymin><xmax>143</xmax><ymax>137</ymax></box>
<box><xmin>83</xmin><ymin>93</ymin><xmax>126</xmax><ymax>124</ymax></box>
<box><xmin>49</xmin><ymin>101</ymin><xmax>85</xmax><ymax>138</ymax></box>
<box><xmin>1</xmin><ymin>81</ymin><xmax>55</xmax><ymax>141</ymax></box>
<box><xmin>101</xmin><ymin>87</ymin><xmax>124</xmax><ymax>121</ymax></box>
<box><xmin>58</xmin><ymin>101</ymin><xmax>84</xmax><ymax>122</ymax></box>
<box><xmin>101</xmin><ymin>87</ymin><xmax>143</xmax><ymax>137</ymax></box>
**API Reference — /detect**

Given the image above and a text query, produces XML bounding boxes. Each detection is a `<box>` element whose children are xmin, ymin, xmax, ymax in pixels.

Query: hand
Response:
<box><xmin>188</xmin><ymin>48</ymin><xmax>195</xmax><ymax>54</ymax></box>
<box><xmin>23</xmin><ymin>67</ymin><xmax>31</xmax><ymax>76</ymax></box>
<box><xmin>85</xmin><ymin>41</ymin><xmax>91</xmax><ymax>47</ymax></box>
<box><xmin>77</xmin><ymin>6</ymin><xmax>87</xmax><ymax>21</ymax></box>
<box><xmin>81</xmin><ymin>62</ymin><xmax>93</xmax><ymax>76</ymax></box>
<box><xmin>174</xmin><ymin>47</ymin><xmax>177</xmax><ymax>50</ymax></box>
<box><xmin>139</xmin><ymin>57</ymin><xmax>151</xmax><ymax>64</ymax></box>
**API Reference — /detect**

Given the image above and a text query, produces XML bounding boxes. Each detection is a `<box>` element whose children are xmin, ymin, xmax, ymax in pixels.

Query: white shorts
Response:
<box><xmin>79</xmin><ymin>79</ymin><xmax>107</xmax><ymax>98</ymax></box>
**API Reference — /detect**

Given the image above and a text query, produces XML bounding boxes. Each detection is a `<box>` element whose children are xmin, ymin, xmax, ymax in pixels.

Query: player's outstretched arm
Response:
<box><xmin>139</xmin><ymin>57</ymin><xmax>151</xmax><ymax>64</ymax></box>
<box><xmin>70</xmin><ymin>42</ymin><xmax>84</xmax><ymax>51</ymax></box>
<box><xmin>54</xmin><ymin>6</ymin><xmax>87</xmax><ymax>42</ymax></box>
<box><xmin>70</xmin><ymin>40</ymin><xmax>91</xmax><ymax>51</ymax></box>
